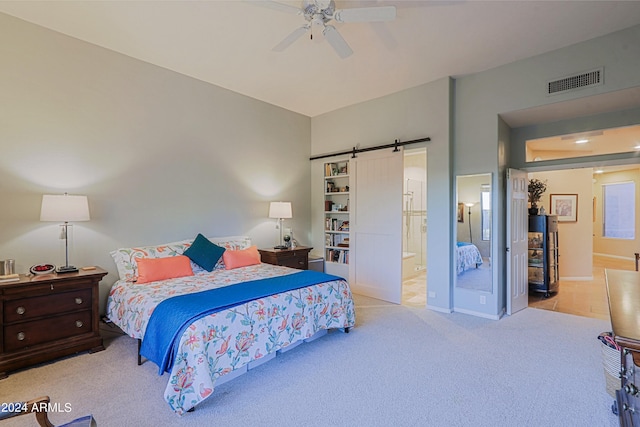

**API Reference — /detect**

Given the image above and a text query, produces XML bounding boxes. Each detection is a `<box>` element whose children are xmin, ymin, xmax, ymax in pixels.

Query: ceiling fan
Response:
<box><xmin>253</xmin><ymin>0</ymin><xmax>397</xmax><ymax>58</ymax></box>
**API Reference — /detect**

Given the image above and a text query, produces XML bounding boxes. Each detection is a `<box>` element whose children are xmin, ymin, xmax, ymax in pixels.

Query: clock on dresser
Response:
<box><xmin>0</xmin><ymin>267</ymin><xmax>107</xmax><ymax>378</ymax></box>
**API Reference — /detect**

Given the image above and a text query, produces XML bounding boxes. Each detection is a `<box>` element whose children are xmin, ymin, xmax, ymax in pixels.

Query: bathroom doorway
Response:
<box><xmin>402</xmin><ymin>147</ymin><xmax>427</xmax><ymax>307</ymax></box>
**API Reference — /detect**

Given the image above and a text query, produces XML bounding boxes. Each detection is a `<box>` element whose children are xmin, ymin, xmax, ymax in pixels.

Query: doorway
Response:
<box><xmin>402</xmin><ymin>147</ymin><xmax>427</xmax><ymax>307</ymax></box>
<box><xmin>524</xmin><ymin>165</ymin><xmax>639</xmax><ymax>316</ymax></box>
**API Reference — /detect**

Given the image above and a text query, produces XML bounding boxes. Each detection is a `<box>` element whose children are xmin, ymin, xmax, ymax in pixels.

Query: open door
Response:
<box><xmin>506</xmin><ymin>168</ymin><xmax>528</xmax><ymax>315</ymax></box>
<box><xmin>350</xmin><ymin>149</ymin><xmax>403</xmax><ymax>303</ymax></box>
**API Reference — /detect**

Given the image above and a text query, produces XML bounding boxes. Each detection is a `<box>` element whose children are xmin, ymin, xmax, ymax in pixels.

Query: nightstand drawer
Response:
<box><xmin>4</xmin><ymin>310</ymin><xmax>92</xmax><ymax>352</ymax></box>
<box><xmin>277</xmin><ymin>254</ymin><xmax>308</xmax><ymax>269</ymax></box>
<box><xmin>4</xmin><ymin>289</ymin><xmax>91</xmax><ymax>323</ymax></box>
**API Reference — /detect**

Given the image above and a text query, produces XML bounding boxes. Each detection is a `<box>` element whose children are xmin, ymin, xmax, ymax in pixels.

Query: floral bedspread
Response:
<box><xmin>456</xmin><ymin>243</ymin><xmax>483</xmax><ymax>275</ymax></box>
<box><xmin>106</xmin><ymin>263</ymin><xmax>355</xmax><ymax>414</ymax></box>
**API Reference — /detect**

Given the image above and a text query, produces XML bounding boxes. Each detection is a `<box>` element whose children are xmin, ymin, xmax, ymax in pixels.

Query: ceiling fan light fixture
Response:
<box><xmin>264</xmin><ymin>0</ymin><xmax>396</xmax><ymax>58</ymax></box>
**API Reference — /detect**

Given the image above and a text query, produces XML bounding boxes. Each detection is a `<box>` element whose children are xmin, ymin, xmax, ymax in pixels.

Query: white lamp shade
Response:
<box><xmin>40</xmin><ymin>194</ymin><xmax>90</xmax><ymax>222</ymax></box>
<box><xmin>268</xmin><ymin>201</ymin><xmax>292</xmax><ymax>219</ymax></box>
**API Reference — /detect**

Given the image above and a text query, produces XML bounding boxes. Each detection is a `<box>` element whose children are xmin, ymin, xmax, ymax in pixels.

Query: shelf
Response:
<box><xmin>324</xmin><ymin>160</ymin><xmax>351</xmax><ymax>273</ymax></box>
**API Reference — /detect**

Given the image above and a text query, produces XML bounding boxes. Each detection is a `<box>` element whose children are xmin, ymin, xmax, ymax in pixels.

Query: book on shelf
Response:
<box><xmin>326</xmin><ymin>248</ymin><xmax>349</xmax><ymax>264</ymax></box>
<box><xmin>325</xmin><ymin>161</ymin><xmax>348</xmax><ymax>177</ymax></box>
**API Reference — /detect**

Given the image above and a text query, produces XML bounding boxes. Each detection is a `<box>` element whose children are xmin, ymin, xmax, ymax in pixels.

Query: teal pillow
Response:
<box><xmin>183</xmin><ymin>234</ymin><xmax>225</xmax><ymax>272</ymax></box>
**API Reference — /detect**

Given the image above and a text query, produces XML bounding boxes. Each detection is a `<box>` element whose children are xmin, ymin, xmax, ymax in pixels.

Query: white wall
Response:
<box><xmin>311</xmin><ymin>79</ymin><xmax>453</xmax><ymax>312</ymax></box>
<box><xmin>0</xmin><ymin>14</ymin><xmax>311</xmax><ymax>312</ymax></box>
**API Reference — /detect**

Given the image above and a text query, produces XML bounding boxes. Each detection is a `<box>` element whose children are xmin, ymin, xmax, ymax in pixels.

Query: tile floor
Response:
<box><xmin>401</xmin><ymin>254</ymin><xmax>638</xmax><ymax>320</ymax></box>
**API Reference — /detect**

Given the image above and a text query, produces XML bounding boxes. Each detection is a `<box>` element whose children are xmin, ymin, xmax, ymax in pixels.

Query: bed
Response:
<box><xmin>106</xmin><ymin>235</ymin><xmax>355</xmax><ymax>415</ymax></box>
<box><xmin>456</xmin><ymin>242</ymin><xmax>483</xmax><ymax>275</ymax></box>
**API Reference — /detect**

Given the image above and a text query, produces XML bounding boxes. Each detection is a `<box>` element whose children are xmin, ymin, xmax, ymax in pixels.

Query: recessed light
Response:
<box><xmin>575</xmin><ymin>139</ymin><xmax>589</xmax><ymax>144</ymax></box>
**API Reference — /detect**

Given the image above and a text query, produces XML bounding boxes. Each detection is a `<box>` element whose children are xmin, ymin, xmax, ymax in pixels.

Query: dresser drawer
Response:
<box><xmin>4</xmin><ymin>289</ymin><xmax>91</xmax><ymax>323</ymax></box>
<box><xmin>4</xmin><ymin>310</ymin><xmax>92</xmax><ymax>352</ymax></box>
<box><xmin>278</xmin><ymin>254</ymin><xmax>308</xmax><ymax>269</ymax></box>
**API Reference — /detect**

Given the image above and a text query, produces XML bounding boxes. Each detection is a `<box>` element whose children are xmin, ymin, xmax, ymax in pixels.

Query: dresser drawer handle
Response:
<box><xmin>75</xmin><ymin>297</ymin><xmax>83</xmax><ymax>305</ymax></box>
<box><xmin>76</xmin><ymin>320</ymin><xmax>84</xmax><ymax>328</ymax></box>
<box><xmin>16</xmin><ymin>306</ymin><xmax>25</xmax><ymax>315</ymax></box>
<box><xmin>17</xmin><ymin>332</ymin><xmax>25</xmax><ymax>341</ymax></box>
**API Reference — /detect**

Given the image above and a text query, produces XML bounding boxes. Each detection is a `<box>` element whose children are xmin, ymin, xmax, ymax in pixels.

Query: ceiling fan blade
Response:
<box><xmin>273</xmin><ymin>25</ymin><xmax>310</xmax><ymax>52</ymax></box>
<box><xmin>245</xmin><ymin>0</ymin><xmax>302</xmax><ymax>15</ymax></box>
<box><xmin>323</xmin><ymin>25</ymin><xmax>353</xmax><ymax>59</ymax></box>
<box><xmin>334</xmin><ymin>6</ymin><xmax>396</xmax><ymax>23</ymax></box>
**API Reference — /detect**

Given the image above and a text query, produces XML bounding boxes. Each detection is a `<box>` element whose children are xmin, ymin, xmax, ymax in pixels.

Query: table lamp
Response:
<box><xmin>268</xmin><ymin>201</ymin><xmax>292</xmax><ymax>250</ymax></box>
<box><xmin>40</xmin><ymin>193</ymin><xmax>90</xmax><ymax>273</ymax></box>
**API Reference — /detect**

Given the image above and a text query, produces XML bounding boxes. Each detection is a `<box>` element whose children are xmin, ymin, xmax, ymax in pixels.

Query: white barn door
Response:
<box><xmin>350</xmin><ymin>149</ymin><xmax>403</xmax><ymax>304</ymax></box>
<box><xmin>506</xmin><ymin>168</ymin><xmax>528</xmax><ymax>315</ymax></box>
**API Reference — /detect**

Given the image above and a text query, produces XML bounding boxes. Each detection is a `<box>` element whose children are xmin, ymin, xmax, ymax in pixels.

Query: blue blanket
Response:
<box><xmin>140</xmin><ymin>270</ymin><xmax>344</xmax><ymax>374</ymax></box>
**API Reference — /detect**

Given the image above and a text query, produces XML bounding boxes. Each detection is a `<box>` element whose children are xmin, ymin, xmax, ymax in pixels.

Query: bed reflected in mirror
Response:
<box><xmin>455</xmin><ymin>174</ymin><xmax>492</xmax><ymax>293</ymax></box>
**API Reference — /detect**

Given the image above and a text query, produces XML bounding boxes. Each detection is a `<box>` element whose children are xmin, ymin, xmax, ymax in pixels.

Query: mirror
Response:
<box><xmin>455</xmin><ymin>174</ymin><xmax>493</xmax><ymax>293</ymax></box>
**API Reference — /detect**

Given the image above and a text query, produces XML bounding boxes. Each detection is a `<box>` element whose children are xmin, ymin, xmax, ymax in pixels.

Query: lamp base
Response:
<box><xmin>57</xmin><ymin>265</ymin><xmax>78</xmax><ymax>274</ymax></box>
<box><xmin>273</xmin><ymin>245</ymin><xmax>288</xmax><ymax>250</ymax></box>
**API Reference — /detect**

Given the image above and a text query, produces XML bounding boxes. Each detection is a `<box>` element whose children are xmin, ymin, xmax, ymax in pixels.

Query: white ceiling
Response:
<box><xmin>2</xmin><ymin>0</ymin><xmax>640</xmax><ymax>117</ymax></box>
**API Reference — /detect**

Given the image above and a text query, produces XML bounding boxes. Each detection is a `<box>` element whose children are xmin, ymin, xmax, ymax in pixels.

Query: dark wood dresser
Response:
<box><xmin>0</xmin><ymin>267</ymin><xmax>107</xmax><ymax>378</ymax></box>
<box><xmin>258</xmin><ymin>246</ymin><xmax>312</xmax><ymax>270</ymax></box>
<box><xmin>605</xmin><ymin>268</ymin><xmax>640</xmax><ymax>425</ymax></box>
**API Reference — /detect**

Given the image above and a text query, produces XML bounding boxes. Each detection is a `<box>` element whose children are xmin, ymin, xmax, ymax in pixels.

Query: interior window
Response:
<box><xmin>525</xmin><ymin>124</ymin><xmax>640</xmax><ymax>162</ymax></box>
<box><xmin>603</xmin><ymin>181</ymin><xmax>635</xmax><ymax>239</ymax></box>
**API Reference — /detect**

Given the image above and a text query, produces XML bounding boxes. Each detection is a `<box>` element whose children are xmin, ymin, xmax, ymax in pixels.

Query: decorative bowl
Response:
<box><xmin>30</xmin><ymin>264</ymin><xmax>56</xmax><ymax>275</ymax></box>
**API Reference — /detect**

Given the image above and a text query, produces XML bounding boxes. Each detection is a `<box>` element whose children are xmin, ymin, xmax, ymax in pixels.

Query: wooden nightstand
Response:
<box><xmin>258</xmin><ymin>246</ymin><xmax>313</xmax><ymax>270</ymax></box>
<box><xmin>0</xmin><ymin>267</ymin><xmax>107</xmax><ymax>378</ymax></box>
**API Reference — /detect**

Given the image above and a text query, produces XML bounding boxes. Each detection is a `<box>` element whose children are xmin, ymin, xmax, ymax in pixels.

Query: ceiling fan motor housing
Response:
<box><xmin>303</xmin><ymin>0</ymin><xmax>334</xmax><ymax>24</ymax></box>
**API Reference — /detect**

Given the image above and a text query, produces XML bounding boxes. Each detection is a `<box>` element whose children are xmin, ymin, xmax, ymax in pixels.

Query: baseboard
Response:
<box><xmin>453</xmin><ymin>307</ymin><xmax>501</xmax><ymax>320</ymax></box>
<box><xmin>426</xmin><ymin>304</ymin><xmax>452</xmax><ymax>314</ymax></box>
<box><xmin>593</xmin><ymin>252</ymin><xmax>636</xmax><ymax>261</ymax></box>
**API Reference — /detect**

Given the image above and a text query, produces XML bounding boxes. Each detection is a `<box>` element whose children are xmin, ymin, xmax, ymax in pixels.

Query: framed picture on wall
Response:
<box><xmin>550</xmin><ymin>194</ymin><xmax>578</xmax><ymax>222</ymax></box>
<box><xmin>457</xmin><ymin>203</ymin><xmax>464</xmax><ymax>223</ymax></box>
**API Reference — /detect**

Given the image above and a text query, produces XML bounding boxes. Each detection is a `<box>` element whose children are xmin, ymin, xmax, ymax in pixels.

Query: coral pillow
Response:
<box><xmin>136</xmin><ymin>255</ymin><xmax>194</xmax><ymax>284</ymax></box>
<box><xmin>223</xmin><ymin>245</ymin><xmax>261</xmax><ymax>270</ymax></box>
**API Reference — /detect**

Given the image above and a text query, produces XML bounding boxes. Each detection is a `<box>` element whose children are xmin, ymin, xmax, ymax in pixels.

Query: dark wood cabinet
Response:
<box><xmin>528</xmin><ymin>215</ymin><xmax>559</xmax><ymax>296</ymax></box>
<box><xmin>0</xmin><ymin>267</ymin><xmax>107</xmax><ymax>378</ymax></box>
<box><xmin>258</xmin><ymin>247</ymin><xmax>312</xmax><ymax>270</ymax></box>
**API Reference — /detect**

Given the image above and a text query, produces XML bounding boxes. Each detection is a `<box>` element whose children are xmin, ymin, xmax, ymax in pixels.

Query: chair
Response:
<box><xmin>0</xmin><ymin>396</ymin><xmax>96</xmax><ymax>427</ymax></box>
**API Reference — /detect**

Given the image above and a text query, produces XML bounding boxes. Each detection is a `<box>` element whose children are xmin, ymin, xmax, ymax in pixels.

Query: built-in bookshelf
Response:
<box><xmin>324</xmin><ymin>160</ymin><xmax>350</xmax><ymax>276</ymax></box>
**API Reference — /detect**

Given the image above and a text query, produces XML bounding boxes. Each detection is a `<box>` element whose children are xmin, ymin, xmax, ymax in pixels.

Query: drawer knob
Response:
<box><xmin>17</xmin><ymin>332</ymin><xmax>25</xmax><ymax>341</ymax></box>
<box><xmin>75</xmin><ymin>320</ymin><xmax>84</xmax><ymax>328</ymax></box>
<box><xmin>16</xmin><ymin>306</ymin><xmax>26</xmax><ymax>315</ymax></box>
<box><xmin>75</xmin><ymin>297</ymin><xmax>83</xmax><ymax>305</ymax></box>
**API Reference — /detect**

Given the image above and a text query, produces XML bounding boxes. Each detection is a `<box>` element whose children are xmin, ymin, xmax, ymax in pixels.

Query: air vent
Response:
<box><xmin>547</xmin><ymin>67</ymin><xmax>603</xmax><ymax>95</ymax></box>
